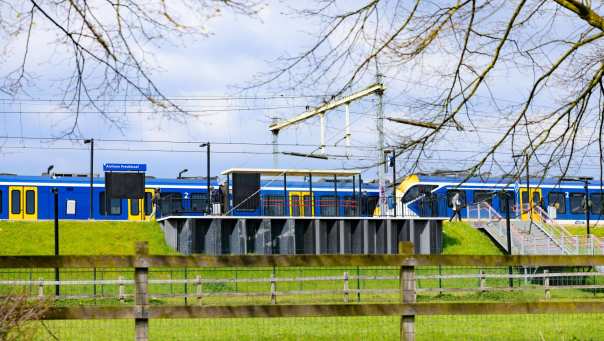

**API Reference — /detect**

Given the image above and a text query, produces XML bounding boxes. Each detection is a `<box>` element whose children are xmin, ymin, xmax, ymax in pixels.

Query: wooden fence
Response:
<box><xmin>4</xmin><ymin>242</ymin><xmax>604</xmax><ymax>340</ymax></box>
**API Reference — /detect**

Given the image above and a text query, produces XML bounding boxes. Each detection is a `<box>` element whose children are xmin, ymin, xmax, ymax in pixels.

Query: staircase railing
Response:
<box><xmin>532</xmin><ymin>205</ymin><xmax>604</xmax><ymax>255</ymax></box>
<box><xmin>467</xmin><ymin>202</ymin><xmax>527</xmax><ymax>254</ymax></box>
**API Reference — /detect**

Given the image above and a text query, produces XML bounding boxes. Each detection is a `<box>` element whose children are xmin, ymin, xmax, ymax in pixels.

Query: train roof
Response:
<box><xmin>413</xmin><ymin>174</ymin><xmax>604</xmax><ymax>188</ymax></box>
<box><xmin>0</xmin><ymin>174</ymin><xmax>377</xmax><ymax>190</ymax></box>
<box><xmin>221</xmin><ymin>168</ymin><xmax>361</xmax><ymax>177</ymax></box>
<box><xmin>0</xmin><ymin>174</ymin><xmax>220</xmax><ymax>187</ymax></box>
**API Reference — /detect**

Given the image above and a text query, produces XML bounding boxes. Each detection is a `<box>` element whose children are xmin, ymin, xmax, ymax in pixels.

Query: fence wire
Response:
<box><xmin>3</xmin><ymin>265</ymin><xmax>604</xmax><ymax>305</ymax></box>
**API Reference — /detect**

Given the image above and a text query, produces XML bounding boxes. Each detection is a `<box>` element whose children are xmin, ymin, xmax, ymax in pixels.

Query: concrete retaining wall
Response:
<box><xmin>159</xmin><ymin>216</ymin><xmax>443</xmax><ymax>255</ymax></box>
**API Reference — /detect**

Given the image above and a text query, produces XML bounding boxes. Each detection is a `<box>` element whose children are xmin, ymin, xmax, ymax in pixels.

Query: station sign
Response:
<box><xmin>103</xmin><ymin>163</ymin><xmax>147</xmax><ymax>172</ymax></box>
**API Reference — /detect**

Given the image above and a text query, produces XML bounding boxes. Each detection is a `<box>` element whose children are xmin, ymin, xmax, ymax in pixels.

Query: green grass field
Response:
<box><xmin>0</xmin><ymin>220</ymin><xmax>173</xmax><ymax>255</ymax></box>
<box><xmin>566</xmin><ymin>225</ymin><xmax>604</xmax><ymax>237</ymax></box>
<box><xmin>6</xmin><ymin>220</ymin><xmax>603</xmax><ymax>340</ymax></box>
<box><xmin>31</xmin><ymin>314</ymin><xmax>604</xmax><ymax>340</ymax></box>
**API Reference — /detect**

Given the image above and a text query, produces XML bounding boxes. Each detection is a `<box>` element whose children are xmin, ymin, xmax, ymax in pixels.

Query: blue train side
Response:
<box><xmin>0</xmin><ymin>175</ymin><xmax>217</xmax><ymax>221</ymax></box>
<box><xmin>0</xmin><ymin>174</ymin><xmax>380</xmax><ymax>221</ymax></box>
<box><xmin>398</xmin><ymin>174</ymin><xmax>604</xmax><ymax>223</ymax></box>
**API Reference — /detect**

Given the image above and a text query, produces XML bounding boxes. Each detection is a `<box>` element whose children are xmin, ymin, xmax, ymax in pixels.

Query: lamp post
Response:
<box><xmin>178</xmin><ymin>169</ymin><xmax>188</xmax><ymax>179</ymax></box>
<box><xmin>46</xmin><ymin>165</ymin><xmax>54</xmax><ymax>176</ymax></box>
<box><xmin>52</xmin><ymin>187</ymin><xmax>60</xmax><ymax>296</ymax></box>
<box><xmin>501</xmin><ymin>190</ymin><xmax>514</xmax><ymax>287</ymax></box>
<box><xmin>200</xmin><ymin>143</ymin><xmax>211</xmax><ymax>214</ymax></box>
<box><xmin>83</xmin><ymin>139</ymin><xmax>94</xmax><ymax>219</ymax></box>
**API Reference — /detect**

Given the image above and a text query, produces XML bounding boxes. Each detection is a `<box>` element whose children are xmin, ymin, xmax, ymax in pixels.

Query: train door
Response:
<box><xmin>289</xmin><ymin>192</ymin><xmax>314</xmax><ymax>216</ymax></box>
<box><xmin>128</xmin><ymin>189</ymin><xmax>155</xmax><ymax>221</ymax></box>
<box><xmin>8</xmin><ymin>186</ymin><xmax>38</xmax><ymax>221</ymax></box>
<box><xmin>519</xmin><ymin>187</ymin><xmax>542</xmax><ymax>221</ymax></box>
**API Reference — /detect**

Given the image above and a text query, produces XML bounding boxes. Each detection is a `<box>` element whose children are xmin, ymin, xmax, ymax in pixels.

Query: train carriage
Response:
<box><xmin>398</xmin><ymin>174</ymin><xmax>604</xmax><ymax>223</ymax></box>
<box><xmin>0</xmin><ymin>168</ymin><xmax>381</xmax><ymax>221</ymax></box>
<box><xmin>0</xmin><ymin>174</ymin><xmax>217</xmax><ymax>221</ymax></box>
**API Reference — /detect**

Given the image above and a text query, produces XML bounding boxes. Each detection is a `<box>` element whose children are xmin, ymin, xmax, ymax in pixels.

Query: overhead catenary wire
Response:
<box><xmin>0</xmin><ymin>138</ymin><xmax>600</xmax><ymax>161</ymax></box>
<box><xmin>0</xmin><ymin>136</ymin><xmax>379</xmax><ymax>150</ymax></box>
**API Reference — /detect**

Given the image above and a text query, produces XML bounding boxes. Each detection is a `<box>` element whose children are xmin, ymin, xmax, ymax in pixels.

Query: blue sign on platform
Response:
<box><xmin>103</xmin><ymin>163</ymin><xmax>147</xmax><ymax>172</ymax></box>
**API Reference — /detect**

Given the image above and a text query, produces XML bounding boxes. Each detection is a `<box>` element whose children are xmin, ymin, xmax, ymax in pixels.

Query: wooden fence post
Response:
<box><xmin>118</xmin><ymin>276</ymin><xmax>125</xmax><ymax>303</ymax></box>
<box><xmin>399</xmin><ymin>241</ymin><xmax>415</xmax><ymax>341</ymax></box>
<box><xmin>270</xmin><ymin>272</ymin><xmax>277</xmax><ymax>305</ymax></box>
<box><xmin>343</xmin><ymin>272</ymin><xmax>349</xmax><ymax>303</ymax></box>
<box><xmin>38</xmin><ymin>278</ymin><xmax>44</xmax><ymax>300</ymax></box>
<box><xmin>134</xmin><ymin>241</ymin><xmax>149</xmax><ymax>341</ymax></box>
<box><xmin>479</xmin><ymin>270</ymin><xmax>486</xmax><ymax>293</ymax></box>
<box><xmin>196</xmin><ymin>275</ymin><xmax>203</xmax><ymax>305</ymax></box>
<box><xmin>544</xmin><ymin>269</ymin><xmax>550</xmax><ymax>300</ymax></box>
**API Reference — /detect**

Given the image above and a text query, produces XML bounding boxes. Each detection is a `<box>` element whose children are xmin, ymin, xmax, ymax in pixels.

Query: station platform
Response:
<box><xmin>158</xmin><ymin>215</ymin><xmax>443</xmax><ymax>255</ymax></box>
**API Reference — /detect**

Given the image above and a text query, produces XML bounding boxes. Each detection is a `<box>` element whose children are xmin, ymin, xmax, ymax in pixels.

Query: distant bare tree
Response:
<box><xmin>0</xmin><ymin>0</ymin><xmax>261</xmax><ymax>135</ymax></box>
<box><xmin>260</xmin><ymin>0</ymin><xmax>604</xmax><ymax>180</ymax></box>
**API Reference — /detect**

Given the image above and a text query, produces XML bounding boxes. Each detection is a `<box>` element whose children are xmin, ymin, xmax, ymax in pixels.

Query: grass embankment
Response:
<box><xmin>0</xmin><ymin>220</ymin><xmax>498</xmax><ymax>256</ymax></box>
<box><xmin>566</xmin><ymin>225</ymin><xmax>604</xmax><ymax>237</ymax></box>
<box><xmin>0</xmin><ymin>221</ymin><xmax>173</xmax><ymax>255</ymax></box>
<box><xmin>442</xmin><ymin>221</ymin><xmax>503</xmax><ymax>255</ymax></box>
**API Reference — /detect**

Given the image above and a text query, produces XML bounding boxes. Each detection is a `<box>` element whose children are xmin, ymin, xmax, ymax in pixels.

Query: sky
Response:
<box><xmin>0</xmin><ymin>1</ymin><xmax>601</xmax><ymax>182</ymax></box>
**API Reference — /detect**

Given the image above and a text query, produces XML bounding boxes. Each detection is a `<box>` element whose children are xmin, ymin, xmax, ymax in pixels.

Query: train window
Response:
<box><xmin>291</xmin><ymin>195</ymin><xmax>301</xmax><ymax>216</ymax></box>
<box><xmin>100</xmin><ymin>192</ymin><xmax>121</xmax><ymax>215</ymax></box>
<box><xmin>320</xmin><ymin>196</ymin><xmax>337</xmax><ymax>216</ymax></box>
<box><xmin>446</xmin><ymin>190</ymin><xmax>467</xmax><ymax>208</ymax></box>
<box><xmin>191</xmin><ymin>193</ymin><xmax>206</xmax><ymax>212</ymax></box>
<box><xmin>570</xmin><ymin>193</ymin><xmax>585</xmax><ymax>214</ymax></box>
<box><xmin>131</xmin><ymin>199</ymin><xmax>140</xmax><ymax>215</ymax></box>
<box><xmin>591</xmin><ymin>193</ymin><xmax>604</xmax><ymax>215</ymax></box>
<box><xmin>144</xmin><ymin>192</ymin><xmax>153</xmax><ymax>216</ymax></box>
<box><xmin>303</xmin><ymin>195</ymin><xmax>314</xmax><ymax>217</ymax></box>
<box><xmin>473</xmin><ymin>191</ymin><xmax>492</xmax><ymax>205</ymax></box>
<box><xmin>161</xmin><ymin>192</ymin><xmax>182</xmax><ymax>215</ymax></box>
<box><xmin>110</xmin><ymin>198</ymin><xmax>121</xmax><ymax>215</ymax></box>
<box><xmin>497</xmin><ymin>192</ymin><xmax>515</xmax><ymax>213</ymax></box>
<box><xmin>263</xmin><ymin>195</ymin><xmax>283</xmax><ymax>216</ymax></box>
<box><xmin>402</xmin><ymin>185</ymin><xmax>437</xmax><ymax>203</ymax></box>
<box><xmin>363</xmin><ymin>196</ymin><xmax>379</xmax><ymax>216</ymax></box>
<box><xmin>25</xmin><ymin>190</ymin><xmax>35</xmax><ymax>214</ymax></box>
<box><xmin>521</xmin><ymin>191</ymin><xmax>528</xmax><ymax>207</ymax></box>
<box><xmin>343</xmin><ymin>196</ymin><xmax>355</xmax><ymax>216</ymax></box>
<box><xmin>11</xmin><ymin>190</ymin><xmax>20</xmax><ymax>214</ymax></box>
<box><xmin>548</xmin><ymin>192</ymin><xmax>566</xmax><ymax>214</ymax></box>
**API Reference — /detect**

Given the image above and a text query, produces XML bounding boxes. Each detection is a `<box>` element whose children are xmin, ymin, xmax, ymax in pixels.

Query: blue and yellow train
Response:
<box><xmin>398</xmin><ymin>174</ymin><xmax>604</xmax><ymax>223</ymax></box>
<box><xmin>0</xmin><ymin>174</ymin><xmax>220</xmax><ymax>221</ymax></box>
<box><xmin>0</xmin><ymin>169</ymin><xmax>381</xmax><ymax>221</ymax></box>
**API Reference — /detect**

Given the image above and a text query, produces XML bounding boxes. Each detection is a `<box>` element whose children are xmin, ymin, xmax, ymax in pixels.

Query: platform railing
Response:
<box><xmin>157</xmin><ymin>195</ymin><xmax>380</xmax><ymax>218</ymax></box>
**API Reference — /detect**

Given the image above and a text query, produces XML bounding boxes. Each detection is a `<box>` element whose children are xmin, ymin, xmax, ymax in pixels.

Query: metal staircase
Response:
<box><xmin>467</xmin><ymin>203</ymin><xmax>604</xmax><ymax>255</ymax></box>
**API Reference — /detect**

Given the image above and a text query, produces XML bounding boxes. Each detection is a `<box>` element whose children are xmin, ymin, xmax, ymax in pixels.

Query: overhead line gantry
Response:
<box><xmin>269</xmin><ymin>83</ymin><xmax>385</xmax><ymax>160</ymax></box>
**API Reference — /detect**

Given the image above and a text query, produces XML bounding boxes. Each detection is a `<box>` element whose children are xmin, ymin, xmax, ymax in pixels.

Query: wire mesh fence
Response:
<box><xmin>3</xmin><ymin>265</ymin><xmax>604</xmax><ymax>305</ymax></box>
